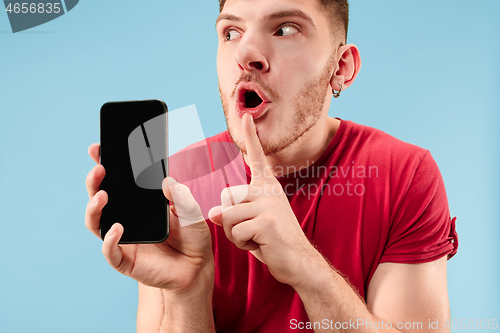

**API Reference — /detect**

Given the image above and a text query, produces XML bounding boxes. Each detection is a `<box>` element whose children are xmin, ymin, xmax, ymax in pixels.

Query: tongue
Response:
<box><xmin>245</xmin><ymin>91</ymin><xmax>263</xmax><ymax>108</ymax></box>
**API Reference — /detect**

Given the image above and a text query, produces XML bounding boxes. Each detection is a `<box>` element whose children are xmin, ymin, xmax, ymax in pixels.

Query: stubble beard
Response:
<box><xmin>220</xmin><ymin>57</ymin><xmax>335</xmax><ymax>156</ymax></box>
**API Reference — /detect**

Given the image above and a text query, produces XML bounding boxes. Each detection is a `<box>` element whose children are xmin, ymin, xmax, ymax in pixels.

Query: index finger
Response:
<box><xmin>88</xmin><ymin>143</ymin><xmax>100</xmax><ymax>164</ymax></box>
<box><xmin>241</xmin><ymin>113</ymin><xmax>272</xmax><ymax>181</ymax></box>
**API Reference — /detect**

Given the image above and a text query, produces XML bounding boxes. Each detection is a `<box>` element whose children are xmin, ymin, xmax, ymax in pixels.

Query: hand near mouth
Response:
<box><xmin>208</xmin><ymin>113</ymin><xmax>317</xmax><ymax>289</ymax></box>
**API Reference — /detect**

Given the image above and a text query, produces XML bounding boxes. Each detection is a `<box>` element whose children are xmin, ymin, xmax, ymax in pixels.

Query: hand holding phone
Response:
<box><xmin>85</xmin><ymin>99</ymin><xmax>214</xmax><ymax>291</ymax></box>
<box><xmin>85</xmin><ymin>143</ymin><xmax>214</xmax><ymax>290</ymax></box>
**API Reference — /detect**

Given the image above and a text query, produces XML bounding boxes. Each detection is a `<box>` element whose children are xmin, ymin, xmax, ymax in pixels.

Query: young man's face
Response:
<box><xmin>216</xmin><ymin>0</ymin><xmax>338</xmax><ymax>156</ymax></box>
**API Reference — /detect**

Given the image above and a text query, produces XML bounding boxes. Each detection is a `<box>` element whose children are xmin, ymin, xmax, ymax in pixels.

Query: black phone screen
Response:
<box><xmin>99</xmin><ymin>100</ymin><xmax>169</xmax><ymax>244</ymax></box>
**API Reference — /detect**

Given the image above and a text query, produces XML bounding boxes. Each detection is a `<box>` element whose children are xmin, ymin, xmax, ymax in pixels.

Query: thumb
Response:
<box><xmin>208</xmin><ymin>205</ymin><xmax>223</xmax><ymax>226</ymax></box>
<box><xmin>162</xmin><ymin>177</ymin><xmax>173</xmax><ymax>201</ymax></box>
<box><xmin>163</xmin><ymin>177</ymin><xmax>205</xmax><ymax>227</ymax></box>
<box><xmin>102</xmin><ymin>223</ymin><xmax>124</xmax><ymax>270</ymax></box>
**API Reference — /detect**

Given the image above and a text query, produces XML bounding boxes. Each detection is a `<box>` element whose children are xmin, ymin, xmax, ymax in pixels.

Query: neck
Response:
<box><xmin>244</xmin><ymin>116</ymin><xmax>340</xmax><ymax>177</ymax></box>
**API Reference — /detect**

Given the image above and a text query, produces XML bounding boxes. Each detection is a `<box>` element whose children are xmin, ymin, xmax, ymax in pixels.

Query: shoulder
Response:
<box><xmin>337</xmin><ymin>120</ymin><xmax>446</xmax><ymax>212</ymax></box>
<box><xmin>345</xmin><ymin>120</ymin><xmax>427</xmax><ymax>158</ymax></box>
<box><xmin>339</xmin><ymin>120</ymin><xmax>432</xmax><ymax>176</ymax></box>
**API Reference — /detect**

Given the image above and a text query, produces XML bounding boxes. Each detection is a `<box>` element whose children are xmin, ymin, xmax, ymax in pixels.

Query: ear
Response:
<box><xmin>330</xmin><ymin>44</ymin><xmax>361</xmax><ymax>92</ymax></box>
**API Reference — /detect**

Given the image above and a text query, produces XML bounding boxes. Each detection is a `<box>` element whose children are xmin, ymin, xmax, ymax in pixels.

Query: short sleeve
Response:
<box><xmin>380</xmin><ymin>151</ymin><xmax>458</xmax><ymax>264</ymax></box>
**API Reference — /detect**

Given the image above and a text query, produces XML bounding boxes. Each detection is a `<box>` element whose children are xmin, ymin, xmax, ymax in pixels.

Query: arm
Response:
<box><xmin>137</xmin><ymin>275</ymin><xmax>216</xmax><ymax>333</ymax></box>
<box><xmin>293</xmin><ymin>151</ymin><xmax>453</xmax><ymax>332</ymax></box>
<box><xmin>85</xmin><ymin>144</ymin><xmax>216</xmax><ymax>333</ymax></box>
<box><xmin>293</xmin><ymin>251</ymin><xmax>450</xmax><ymax>332</ymax></box>
<box><xmin>137</xmin><ymin>283</ymin><xmax>164</xmax><ymax>332</ymax></box>
<box><xmin>366</xmin><ymin>257</ymin><xmax>450</xmax><ymax>331</ymax></box>
<box><xmin>209</xmin><ymin>115</ymin><xmax>453</xmax><ymax>332</ymax></box>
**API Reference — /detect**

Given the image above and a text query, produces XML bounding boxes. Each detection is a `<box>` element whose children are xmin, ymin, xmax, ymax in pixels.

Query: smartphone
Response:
<box><xmin>99</xmin><ymin>99</ymin><xmax>169</xmax><ymax>244</ymax></box>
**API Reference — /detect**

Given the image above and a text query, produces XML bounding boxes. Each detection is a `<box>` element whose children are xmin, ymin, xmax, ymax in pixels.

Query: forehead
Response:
<box><xmin>217</xmin><ymin>0</ymin><xmax>326</xmax><ymax>27</ymax></box>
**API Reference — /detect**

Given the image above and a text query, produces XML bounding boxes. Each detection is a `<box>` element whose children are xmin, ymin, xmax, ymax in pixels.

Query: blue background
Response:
<box><xmin>0</xmin><ymin>0</ymin><xmax>498</xmax><ymax>332</ymax></box>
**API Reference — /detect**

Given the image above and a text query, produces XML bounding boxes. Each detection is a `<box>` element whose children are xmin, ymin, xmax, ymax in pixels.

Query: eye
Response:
<box><xmin>275</xmin><ymin>24</ymin><xmax>300</xmax><ymax>37</ymax></box>
<box><xmin>224</xmin><ymin>29</ymin><xmax>242</xmax><ymax>41</ymax></box>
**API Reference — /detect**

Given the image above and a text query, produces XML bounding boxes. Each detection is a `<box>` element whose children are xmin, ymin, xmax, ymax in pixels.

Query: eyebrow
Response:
<box><xmin>215</xmin><ymin>9</ymin><xmax>317</xmax><ymax>30</ymax></box>
<box><xmin>215</xmin><ymin>14</ymin><xmax>242</xmax><ymax>27</ymax></box>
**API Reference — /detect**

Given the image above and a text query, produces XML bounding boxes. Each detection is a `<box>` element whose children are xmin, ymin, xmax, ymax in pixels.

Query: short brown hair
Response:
<box><xmin>218</xmin><ymin>0</ymin><xmax>349</xmax><ymax>44</ymax></box>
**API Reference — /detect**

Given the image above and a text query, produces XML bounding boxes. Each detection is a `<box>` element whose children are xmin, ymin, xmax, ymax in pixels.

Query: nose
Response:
<box><xmin>234</xmin><ymin>32</ymin><xmax>270</xmax><ymax>73</ymax></box>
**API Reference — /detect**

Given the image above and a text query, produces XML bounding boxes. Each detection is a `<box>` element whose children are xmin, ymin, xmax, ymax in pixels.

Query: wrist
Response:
<box><xmin>160</xmin><ymin>259</ymin><xmax>216</xmax><ymax>332</ymax></box>
<box><xmin>164</xmin><ymin>257</ymin><xmax>215</xmax><ymax>301</ymax></box>
<box><xmin>289</xmin><ymin>246</ymin><xmax>333</xmax><ymax>294</ymax></box>
<box><xmin>161</xmin><ymin>275</ymin><xmax>216</xmax><ymax>333</ymax></box>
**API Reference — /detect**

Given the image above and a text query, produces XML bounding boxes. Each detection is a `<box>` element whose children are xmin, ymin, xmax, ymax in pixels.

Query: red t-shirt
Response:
<box><xmin>169</xmin><ymin>118</ymin><xmax>458</xmax><ymax>333</ymax></box>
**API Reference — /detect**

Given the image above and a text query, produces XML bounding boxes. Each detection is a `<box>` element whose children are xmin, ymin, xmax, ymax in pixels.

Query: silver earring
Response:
<box><xmin>333</xmin><ymin>83</ymin><xmax>343</xmax><ymax>98</ymax></box>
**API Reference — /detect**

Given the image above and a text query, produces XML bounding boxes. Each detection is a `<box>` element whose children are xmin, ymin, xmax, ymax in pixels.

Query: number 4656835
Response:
<box><xmin>5</xmin><ymin>3</ymin><xmax>61</xmax><ymax>14</ymax></box>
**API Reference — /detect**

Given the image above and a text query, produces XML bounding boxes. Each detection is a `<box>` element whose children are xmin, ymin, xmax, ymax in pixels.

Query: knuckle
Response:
<box><xmin>180</xmin><ymin>199</ymin><xmax>201</xmax><ymax>217</ymax></box>
<box><xmin>260</xmin><ymin>214</ymin><xmax>274</xmax><ymax>227</ymax></box>
<box><xmin>101</xmin><ymin>244</ymin><xmax>108</xmax><ymax>257</ymax></box>
<box><xmin>84</xmin><ymin>218</ymin><xmax>91</xmax><ymax>230</ymax></box>
<box><xmin>231</xmin><ymin>225</ymin><xmax>244</xmax><ymax>244</ymax></box>
<box><xmin>85</xmin><ymin>203</ymin><xmax>102</xmax><ymax>227</ymax></box>
<box><xmin>85</xmin><ymin>201</ymin><xmax>96</xmax><ymax>217</ymax></box>
<box><xmin>183</xmin><ymin>199</ymin><xmax>196</xmax><ymax>212</ymax></box>
<box><xmin>243</xmin><ymin>202</ymin><xmax>253</xmax><ymax>215</ymax></box>
<box><xmin>85</xmin><ymin>170</ymin><xmax>92</xmax><ymax>181</ymax></box>
<box><xmin>221</xmin><ymin>208</ymin><xmax>231</xmax><ymax>221</ymax></box>
<box><xmin>85</xmin><ymin>171</ymin><xmax>94</xmax><ymax>187</ymax></box>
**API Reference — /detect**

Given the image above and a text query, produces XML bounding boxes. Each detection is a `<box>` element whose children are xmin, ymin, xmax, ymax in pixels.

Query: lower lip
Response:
<box><xmin>235</xmin><ymin>101</ymin><xmax>270</xmax><ymax>120</ymax></box>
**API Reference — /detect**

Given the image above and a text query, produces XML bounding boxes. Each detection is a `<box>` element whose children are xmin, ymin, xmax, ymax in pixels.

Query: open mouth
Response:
<box><xmin>235</xmin><ymin>82</ymin><xmax>271</xmax><ymax>119</ymax></box>
<box><xmin>244</xmin><ymin>90</ymin><xmax>264</xmax><ymax>108</ymax></box>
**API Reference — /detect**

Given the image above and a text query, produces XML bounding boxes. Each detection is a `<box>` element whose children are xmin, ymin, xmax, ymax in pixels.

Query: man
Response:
<box><xmin>85</xmin><ymin>0</ymin><xmax>458</xmax><ymax>332</ymax></box>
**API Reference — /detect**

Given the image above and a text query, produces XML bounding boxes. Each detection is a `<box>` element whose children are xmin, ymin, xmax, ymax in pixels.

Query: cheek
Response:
<box><xmin>228</xmin><ymin>114</ymin><xmax>244</xmax><ymax>145</ymax></box>
<box><xmin>274</xmin><ymin>53</ymin><xmax>319</xmax><ymax>93</ymax></box>
<box><xmin>218</xmin><ymin>65</ymin><xmax>239</xmax><ymax>97</ymax></box>
<box><xmin>217</xmin><ymin>51</ymin><xmax>233</xmax><ymax>87</ymax></box>
<box><xmin>217</xmin><ymin>61</ymin><xmax>229</xmax><ymax>88</ymax></box>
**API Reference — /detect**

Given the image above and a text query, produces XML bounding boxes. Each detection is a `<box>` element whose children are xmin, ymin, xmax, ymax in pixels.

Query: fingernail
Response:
<box><xmin>249</xmin><ymin>114</ymin><xmax>254</xmax><ymax>124</ymax></box>
<box><xmin>167</xmin><ymin>177</ymin><xmax>178</xmax><ymax>187</ymax></box>
<box><xmin>109</xmin><ymin>223</ymin><xmax>118</xmax><ymax>237</ymax></box>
